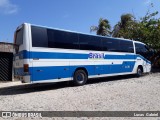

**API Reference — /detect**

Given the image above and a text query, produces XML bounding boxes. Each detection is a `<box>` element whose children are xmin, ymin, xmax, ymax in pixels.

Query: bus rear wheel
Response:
<box><xmin>73</xmin><ymin>70</ymin><xmax>88</xmax><ymax>86</ymax></box>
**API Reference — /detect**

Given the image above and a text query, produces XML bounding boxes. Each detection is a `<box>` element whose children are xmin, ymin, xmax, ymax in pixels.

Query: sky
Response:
<box><xmin>0</xmin><ymin>0</ymin><xmax>160</xmax><ymax>43</ymax></box>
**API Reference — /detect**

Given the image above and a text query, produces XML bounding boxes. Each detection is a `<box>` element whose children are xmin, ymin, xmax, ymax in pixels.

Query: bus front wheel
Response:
<box><xmin>136</xmin><ymin>66</ymin><xmax>143</xmax><ymax>77</ymax></box>
<box><xmin>73</xmin><ymin>70</ymin><xmax>88</xmax><ymax>86</ymax></box>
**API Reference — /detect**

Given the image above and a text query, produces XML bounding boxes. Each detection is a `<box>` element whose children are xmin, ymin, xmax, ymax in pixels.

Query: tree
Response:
<box><xmin>90</xmin><ymin>18</ymin><xmax>111</xmax><ymax>36</ymax></box>
<box><xmin>138</xmin><ymin>11</ymin><xmax>160</xmax><ymax>49</ymax></box>
<box><xmin>91</xmin><ymin>3</ymin><xmax>160</xmax><ymax>50</ymax></box>
<box><xmin>112</xmin><ymin>9</ymin><xmax>160</xmax><ymax>49</ymax></box>
<box><xmin>112</xmin><ymin>13</ymin><xmax>135</xmax><ymax>38</ymax></box>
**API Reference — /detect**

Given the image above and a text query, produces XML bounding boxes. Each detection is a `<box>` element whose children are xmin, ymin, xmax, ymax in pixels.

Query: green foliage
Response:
<box><xmin>112</xmin><ymin>13</ymin><xmax>136</xmax><ymax>38</ymax></box>
<box><xmin>112</xmin><ymin>10</ymin><xmax>160</xmax><ymax>49</ymax></box>
<box><xmin>138</xmin><ymin>11</ymin><xmax>160</xmax><ymax>49</ymax></box>
<box><xmin>91</xmin><ymin>3</ymin><xmax>160</xmax><ymax>49</ymax></box>
<box><xmin>90</xmin><ymin>18</ymin><xmax>111</xmax><ymax>36</ymax></box>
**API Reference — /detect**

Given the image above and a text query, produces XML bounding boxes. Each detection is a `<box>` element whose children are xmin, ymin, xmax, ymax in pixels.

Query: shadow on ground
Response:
<box><xmin>151</xmin><ymin>68</ymin><xmax>160</xmax><ymax>73</ymax></box>
<box><xmin>0</xmin><ymin>74</ymin><xmax>137</xmax><ymax>96</ymax></box>
<box><xmin>2</xmin><ymin>67</ymin><xmax>160</xmax><ymax>96</ymax></box>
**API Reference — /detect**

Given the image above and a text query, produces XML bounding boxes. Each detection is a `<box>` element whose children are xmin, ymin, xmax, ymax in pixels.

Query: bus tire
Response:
<box><xmin>73</xmin><ymin>70</ymin><xmax>88</xmax><ymax>86</ymax></box>
<box><xmin>136</xmin><ymin>66</ymin><xmax>143</xmax><ymax>77</ymax></box>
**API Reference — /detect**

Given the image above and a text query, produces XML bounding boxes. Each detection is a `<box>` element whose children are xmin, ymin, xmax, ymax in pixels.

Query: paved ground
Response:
<box><xmin>0</xmin><ymin>72</ymin><xmax>160</xmax><ymax>120</ymax></box>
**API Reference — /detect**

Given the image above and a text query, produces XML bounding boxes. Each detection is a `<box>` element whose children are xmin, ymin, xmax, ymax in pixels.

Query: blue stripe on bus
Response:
<box><xmin>20</xmin><ymin>50</ymin><xmax>136</xmax><ymax>60</ymax></box>
<box><xmin>22</xmin><ymin>51</ymin><xmax>151</xmax><ymax>64</ymax></box>
<box><xmin>14</xmin><ymin>61</ymin><xmax>135</xmax><ymax>81</ymax></box>
<box><xmin>14</xmin><ymin>50</ymin><xmax>151</xmax><ymax>64</ymax></box>
<box><xmin>14</xmin><ymin>50</ymin><xmax>30</xmax><ymax>59</ymax></box>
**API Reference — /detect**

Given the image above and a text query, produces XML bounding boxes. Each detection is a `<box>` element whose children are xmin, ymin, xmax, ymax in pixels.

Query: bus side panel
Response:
<box><xmin>30</xmin><ymin>65</ymin><xmax>95</xmax><ymax>82</ymax></box>
<box><xmin>30</xmin><ymin>52</ymin><xmax>137</xmax><ymax>82</ymax></box>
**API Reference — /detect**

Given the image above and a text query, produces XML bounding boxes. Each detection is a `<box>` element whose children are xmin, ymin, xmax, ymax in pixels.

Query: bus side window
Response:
<box><xmin>102</xmin><ymin>38</ymin><xmax>120</xmax><ymax>52</ymax></box>
<box><xmin>47</xmin><ymin>29</ymin><xmax>79</xmax><ymax>49</ymax></box>
<box><xmin>119</xmin><ymin>40</ymin><xmax>134</xmax><ymax>53</ymax></box>
<box><xmin>31</xmin><ymin>26</ymin><xmax>48</xmax><ymax>47</ymax></box>
<box><xmin>78</xmin><ymin>34</ymin><xmax>102</xmax><ymax>51</ymax></box>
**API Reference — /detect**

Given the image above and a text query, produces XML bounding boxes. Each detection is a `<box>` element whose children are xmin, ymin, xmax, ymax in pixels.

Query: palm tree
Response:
<box><xmin>120</xmin><ymin>14</ymin><xmax>134</xmax><ymax>29</ymax></box>
<box><xmin>90</xmin><ymin>18</ymin><xmax>111</xmax><ymax>36</ymax></box>
<box><xmin>112</xmin><ymin>13</ymin><xmax>135</xmax><ymax>37</ymax></box>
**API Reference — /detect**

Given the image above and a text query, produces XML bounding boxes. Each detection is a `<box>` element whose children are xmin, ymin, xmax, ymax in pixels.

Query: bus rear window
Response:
<box><xmin>15</xmin><ymin>27</ymin><xmax>23</xmax><ymax>45</ymax></box>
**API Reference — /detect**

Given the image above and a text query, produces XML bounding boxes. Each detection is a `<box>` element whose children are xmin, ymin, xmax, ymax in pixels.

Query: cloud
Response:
<box><xmin>0</xmin><ymin>0</ymin><xmax>18</xmax><ymax>14</ymax></box>
<box><xmin>144</xmin><ymin>0</ymin><xmax>152</xmax><ymax>4</ymax></box>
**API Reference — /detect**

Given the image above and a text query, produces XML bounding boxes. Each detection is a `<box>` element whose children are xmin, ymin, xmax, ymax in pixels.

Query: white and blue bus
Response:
<box><xmin>13</xmin><ymin>23</ymin><xmax>151</xmax><ymax>85</ymax></box>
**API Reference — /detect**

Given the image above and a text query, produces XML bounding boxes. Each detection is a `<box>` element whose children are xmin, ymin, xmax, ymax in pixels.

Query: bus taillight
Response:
<box><xmin>24</xmin><ymin>64</ymin><xmax>29</xmax><ymax>72</ymax></box>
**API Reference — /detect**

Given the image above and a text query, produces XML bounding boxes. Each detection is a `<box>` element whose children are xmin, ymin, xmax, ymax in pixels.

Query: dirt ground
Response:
<box><xmin>0</xmin><ymin>72</ymin><xmax>160</xmax><ymax>120</ymax></box>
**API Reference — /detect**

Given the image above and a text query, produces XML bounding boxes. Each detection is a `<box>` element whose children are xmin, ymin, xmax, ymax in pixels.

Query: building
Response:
<box><xmin>0</xmin><ymin>42</ymin><xmax>14</xmax><ymax>81</ymax></box>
